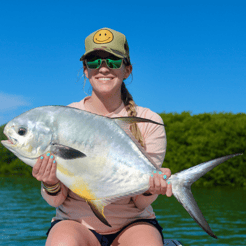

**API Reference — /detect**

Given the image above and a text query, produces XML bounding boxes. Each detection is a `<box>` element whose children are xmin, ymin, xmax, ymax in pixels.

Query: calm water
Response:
<box><xmin>0</xmin><ymin>177</ymin><xmax>246</xmax><ymax>246</ymax></box>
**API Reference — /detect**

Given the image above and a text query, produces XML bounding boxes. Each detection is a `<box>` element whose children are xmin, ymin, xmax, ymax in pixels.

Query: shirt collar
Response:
<box><xmin>82</xmin><ymin>96</ymin><xmax>126</xmax><ymax>117</ymax></box>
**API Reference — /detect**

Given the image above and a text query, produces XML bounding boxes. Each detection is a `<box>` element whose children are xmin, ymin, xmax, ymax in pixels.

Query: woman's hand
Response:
<box><xmin>146</xmin><ymin>168</ymin><xmax>172</xmax><ymax>197</ymax></box>
<box><xmin>32</xmin><ymin>153</ymin><xmax>59</xmax><ymax>186</ymax></box>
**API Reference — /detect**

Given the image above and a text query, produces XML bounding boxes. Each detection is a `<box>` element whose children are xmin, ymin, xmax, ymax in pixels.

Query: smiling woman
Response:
<box><xmin>27</xmin><ymin>27</ymin><xmax>173</xmax><ymax>246</ymax></box>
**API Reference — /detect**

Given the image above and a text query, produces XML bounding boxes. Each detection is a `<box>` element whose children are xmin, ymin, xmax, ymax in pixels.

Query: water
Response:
<box><xmin>0</xmin><ymin>177</ymin><xmax>246</xmax><ymax>246</ymax></box>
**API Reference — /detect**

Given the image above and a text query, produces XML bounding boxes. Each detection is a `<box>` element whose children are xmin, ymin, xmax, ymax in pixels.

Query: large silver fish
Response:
<box><xmin>1</xmin><ymin>106</ymin><xmax>242</xmax><ymax>239</ymax></box>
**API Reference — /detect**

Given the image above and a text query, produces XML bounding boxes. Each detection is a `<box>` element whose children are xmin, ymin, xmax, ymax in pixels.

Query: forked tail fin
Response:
<box><xmin>168</xmin><ymin>153</ymin><xmax>243</xmax><ymax>239</ymax></box>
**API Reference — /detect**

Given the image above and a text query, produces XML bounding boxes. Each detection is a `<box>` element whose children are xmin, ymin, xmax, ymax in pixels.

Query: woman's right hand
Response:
<box><xmin>32</xmin><ymin>153</ymin><xmax>60</xmax><ymax>186</ymax></box>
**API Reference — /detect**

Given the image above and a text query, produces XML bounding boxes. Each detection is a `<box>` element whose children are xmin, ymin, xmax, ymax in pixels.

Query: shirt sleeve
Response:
<box><xmin>132</xmin><ymin>111</ymin><xmax>167</xmax><ymax>210</ymax></box>
<box><xmin>41</xmin><ymin>182</ymin><xmax>68</xmax><ymax>207</ymax></box>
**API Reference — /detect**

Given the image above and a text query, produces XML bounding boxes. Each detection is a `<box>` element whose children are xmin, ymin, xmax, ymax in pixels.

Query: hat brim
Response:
<box><xmin>80</xmin><ymin>48</ymin><xmax>125</xmax><ymax>61</ymax></box>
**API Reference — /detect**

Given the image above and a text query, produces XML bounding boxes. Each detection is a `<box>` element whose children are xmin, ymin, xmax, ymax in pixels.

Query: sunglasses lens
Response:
<box><xmin>86</xmin><ymin>58</ymin><xmax>123</xmax><ymax>69</ymax></box>
<box><xmin>87</xmin><ymin>59</ymin><xmax>101</xmax><ymax>69</ymax></box>
<box><xmin>106</xmin><ymin>59</ymin><xmax>122</xmax><ymax>69</ymax></box>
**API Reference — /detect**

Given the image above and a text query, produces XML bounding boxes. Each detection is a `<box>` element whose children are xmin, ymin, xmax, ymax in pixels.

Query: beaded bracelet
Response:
<box><xmin>42</xmin><ymin>182</ymin><xmax>61</xmax><ymax>196</ymax></box>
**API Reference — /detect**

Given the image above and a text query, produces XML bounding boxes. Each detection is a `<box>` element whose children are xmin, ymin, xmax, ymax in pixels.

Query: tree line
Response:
<box><xmin>0</xmin><ymin>112</ymin><xmax>245</xmax><ymax>187</ymax></box>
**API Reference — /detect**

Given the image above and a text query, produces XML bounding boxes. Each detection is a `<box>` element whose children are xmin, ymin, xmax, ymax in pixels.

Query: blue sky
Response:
<box><xmin>0</xmin><ymin>1</ymin><xmax>245</xmax><ymax>126</ymax></box>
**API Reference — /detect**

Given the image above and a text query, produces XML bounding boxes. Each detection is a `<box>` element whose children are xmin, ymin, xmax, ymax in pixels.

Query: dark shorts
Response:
<box><xmin>46</xmin><ymin>218</ymin><xmax>164</xmax><ymax>245</ymax></box>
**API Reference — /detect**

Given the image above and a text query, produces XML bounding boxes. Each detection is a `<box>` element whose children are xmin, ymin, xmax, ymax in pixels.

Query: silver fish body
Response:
<box><xmin>1</xmin><ymin>105</ymin><xmax>242</xmax><ymax>238</ymax></box>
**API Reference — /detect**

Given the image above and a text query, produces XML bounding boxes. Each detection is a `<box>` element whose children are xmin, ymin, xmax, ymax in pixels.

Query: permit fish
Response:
<box><xmin>1</xmin><ymin>106</ymin><xmax>242</xmax><ymax>239</ymax></box>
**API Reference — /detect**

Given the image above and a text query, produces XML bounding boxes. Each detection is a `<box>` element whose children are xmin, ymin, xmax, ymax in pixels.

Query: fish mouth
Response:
<box><xmin>1</xmin><ymin>133</ymin><xmax>17</xmax><ymax>147</ymax></box>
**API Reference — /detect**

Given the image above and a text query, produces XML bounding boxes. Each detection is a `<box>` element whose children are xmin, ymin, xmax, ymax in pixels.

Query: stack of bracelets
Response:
<box><xmin>42</xmin><ymin>182</ymin><xmax>61</xmax><ymax>196</ymax></box>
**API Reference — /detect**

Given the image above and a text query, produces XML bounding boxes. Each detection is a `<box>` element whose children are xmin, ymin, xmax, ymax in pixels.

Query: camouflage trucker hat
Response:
<box><xmin>80</xmin><ymin>27</ymin><xmax>130</xmax><ymax>63</ymax></box>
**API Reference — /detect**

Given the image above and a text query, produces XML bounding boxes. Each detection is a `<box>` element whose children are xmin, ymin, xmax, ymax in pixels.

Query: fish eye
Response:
<box><xmin>18</xmin><ymin>127</ymin><xmax>27</xmax><ymax>136</ymax></box>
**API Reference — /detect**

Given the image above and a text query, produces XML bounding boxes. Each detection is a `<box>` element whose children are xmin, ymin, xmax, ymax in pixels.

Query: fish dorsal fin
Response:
<box><xmin>87</xmin><ymin>200</ymin><xmax>112</xmax><ymax>227</ymax></box>
<box><xmin>112</xmin><ymin>116</ymin><xmax>164</xmax><ymax>126</ymax></box>
<box><xmin>112</xmin><ymin>116</ymin><xmax>163</xmax><ymax>171</ymax></box>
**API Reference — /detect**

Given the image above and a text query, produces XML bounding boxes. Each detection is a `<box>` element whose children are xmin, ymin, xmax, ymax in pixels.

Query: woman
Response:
<box><xmin>32</xmin><ymin>27</ymin><xmax>173</xmax><ymax>246</ymax></box>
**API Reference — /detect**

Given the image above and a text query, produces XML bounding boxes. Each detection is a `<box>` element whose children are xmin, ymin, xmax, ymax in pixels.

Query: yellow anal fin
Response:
<box><xmin>87</xmin><ymin>200</ymin><xmax>111</xmax><ymax>227</ymax></box>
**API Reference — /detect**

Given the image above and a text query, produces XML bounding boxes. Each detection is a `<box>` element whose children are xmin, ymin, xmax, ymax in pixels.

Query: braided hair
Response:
<box><xmin>121</xmin><ymin>81</ymin><xmax>145</xmax><ymax>147</ymax></box>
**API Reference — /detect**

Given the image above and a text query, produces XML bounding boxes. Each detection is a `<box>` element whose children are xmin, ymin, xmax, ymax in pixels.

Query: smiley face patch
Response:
<box><xmin>93</xmin><ymin>29</ymin><xmax>114</xmax><ymax>44</ymax></box>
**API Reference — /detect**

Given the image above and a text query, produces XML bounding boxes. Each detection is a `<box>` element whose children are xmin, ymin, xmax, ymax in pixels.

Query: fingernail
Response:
<box><xmin>40</xmin><ymin>156</ymin><xmax>43</xmax><ymax>160</ymax></box>
<box><xmin>159</xmin><ymin>171</ymin><xmax>162</xmax><ymax>174</ymax></box>
<box><xmin>51</xmin><ymin>155</ymin><xmax>53</xmax><ymax>159</ymax></box>
<box><xmin>53</xmin><ymin>160</ymin><xmax>56</xmax><ymax>163</ymax></box>
<box><xmin>163</xmin><ymin>175</ymin><xmax>167</xmax><ymax>179</ymax></box>
<box><xmin>151</xmin><ymin>174</ymin><xmax>153</xmax><ymax>177</ymax></box>
<box><xmin>47</xmin><ymin>153</ymin><xmax>50</xmax><ymax>157</ymax></box>
<box><xmin>153</xmin><ymin>170</ymin><xmax>157</xmax><ymax>173</ymax></box>
<box><xmin>168</xmin><ymin>182</ymin><xmax>170</xmax><ymax>184</ymax></box>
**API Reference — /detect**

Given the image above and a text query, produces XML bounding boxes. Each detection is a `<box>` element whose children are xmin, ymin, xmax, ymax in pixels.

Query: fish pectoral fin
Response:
<box><xmin>50</xmin><ymin>143</ymin><xmax>86</xmax><ymax>160</ymax></box>
<box><xmin>173</xmin><ymin>184</ymin><xmax>218</xmax><ymax>239</ymax></box>
<box><xmin>87</xmin><ymin>200</ymin><xmax>111</xmax><ymax>227</ymax></box>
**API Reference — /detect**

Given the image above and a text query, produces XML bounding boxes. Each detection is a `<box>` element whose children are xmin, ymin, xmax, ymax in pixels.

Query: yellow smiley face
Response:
<box><xmin>93</xmin><ymin>29</ymin><xmax>113</xmax><ymax>44</ymax></box>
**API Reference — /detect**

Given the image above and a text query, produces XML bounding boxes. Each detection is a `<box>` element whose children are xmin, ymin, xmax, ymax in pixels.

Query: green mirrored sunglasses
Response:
<box><xmin>86</xmin><ymin>58</ymin><xmax>123</xmax><ymax>69</ymax></box>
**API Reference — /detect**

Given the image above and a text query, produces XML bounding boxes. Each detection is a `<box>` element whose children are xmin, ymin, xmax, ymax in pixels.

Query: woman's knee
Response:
<box><xmin>112</xmin><ymin>222</ymin><xmax>163</xmax><ymax>246</ymax></box>
<box><xmin>45</xmin><ymin>220</ymin><xmax>99</xmax><ymax>246</ymax></box>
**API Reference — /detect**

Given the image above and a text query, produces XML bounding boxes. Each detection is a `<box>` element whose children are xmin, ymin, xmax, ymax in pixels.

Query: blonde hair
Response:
<box><xmin>121</xmin><ymin>82</ymin><xmax>145</xmax><ymax>147</ymax></box>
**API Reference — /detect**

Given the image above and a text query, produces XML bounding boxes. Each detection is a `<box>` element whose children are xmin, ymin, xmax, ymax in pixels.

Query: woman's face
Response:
<box><xmin>84</xmin><ymin>51</ymin><xmax>132</xmax><ymax>97</ymax></box>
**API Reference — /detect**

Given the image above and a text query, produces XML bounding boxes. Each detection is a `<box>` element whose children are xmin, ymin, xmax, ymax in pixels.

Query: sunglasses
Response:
<box><xmin>86</xmin><ymin>58</ymin><xmax>124</xmax><ymax>69</ymax></box>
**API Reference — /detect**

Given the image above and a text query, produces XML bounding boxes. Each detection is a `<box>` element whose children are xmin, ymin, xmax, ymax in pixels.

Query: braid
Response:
<box><xmin>121</xmin><ymin>82</ymin><xmax>145</xmax><ymax>147</ymax></box>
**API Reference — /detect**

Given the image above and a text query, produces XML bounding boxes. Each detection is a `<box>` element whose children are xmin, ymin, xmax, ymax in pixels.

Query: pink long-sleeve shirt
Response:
<box><xmin>41</xmin><ymin>96</ymin><xmax>167</xmax><ymax>234</ymax></box>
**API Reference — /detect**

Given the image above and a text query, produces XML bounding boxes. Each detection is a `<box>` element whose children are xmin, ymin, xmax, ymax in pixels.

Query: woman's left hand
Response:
<box><xmin>146</xmin><ymin>168</ymin><xmax>173</xmax><ymax>197</ymax></box>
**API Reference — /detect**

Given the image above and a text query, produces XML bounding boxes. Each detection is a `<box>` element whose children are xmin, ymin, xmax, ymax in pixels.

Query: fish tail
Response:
<box><xmin>168</xmin><ymin>153</ymin><xmax>243</xmax><ymax>239</ymax></box>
